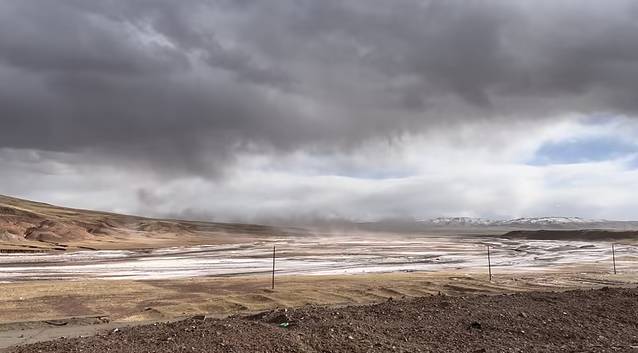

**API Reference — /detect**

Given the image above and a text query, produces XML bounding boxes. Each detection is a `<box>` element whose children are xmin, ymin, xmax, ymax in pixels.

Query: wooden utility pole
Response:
<box><xmin>272</xmin><ymin>245</ymin><xmax>276</xmax><ymax>289</ymax></box>
<box><xmin>487</xmin><ymin>245</ymin><xmax>492</xmax><ymax>281</ymax></box>
<box><xmin>612</xmin><ymin>243</ymin><xmax>617</xmax><ymax>275</ymax></box>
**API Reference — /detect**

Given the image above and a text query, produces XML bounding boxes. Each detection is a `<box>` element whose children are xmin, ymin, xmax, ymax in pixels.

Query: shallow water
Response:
<box><xmin>0</xmin><ymin>235</ymin><xmax>634</xmax><ymax>281</ymax></box>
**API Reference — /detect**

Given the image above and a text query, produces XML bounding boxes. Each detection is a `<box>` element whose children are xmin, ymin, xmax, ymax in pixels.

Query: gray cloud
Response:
<box><xmin>2</xmin><ymin>0</ymin><xmax>638</xmax><ymax>179</ymax></box>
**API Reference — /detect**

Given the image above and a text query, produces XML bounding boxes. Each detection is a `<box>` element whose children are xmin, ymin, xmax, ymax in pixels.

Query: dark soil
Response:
<box><xmin>502</xmin><ymin>229</ymin><xmax>638</xmax><ymax>241</ymax></box>
<box><xmin>10</xmin><ymin>287</ymin><xmax>638</xmax><ymax>353</ymax></box>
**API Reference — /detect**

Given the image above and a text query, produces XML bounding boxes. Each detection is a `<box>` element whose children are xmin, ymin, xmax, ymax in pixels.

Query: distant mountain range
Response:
<box><xmin>352</xmin><ymin>216</ymin><xmax>638</xmax><ymax>233</ymax></box>
<box><xmin>418</xmin><ymin>217</ymin><xmax>607</xmax><ymax>226</ymax></box>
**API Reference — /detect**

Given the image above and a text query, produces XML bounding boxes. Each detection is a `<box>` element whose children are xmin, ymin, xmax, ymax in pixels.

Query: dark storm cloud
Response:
<box><xmin>2</xmin><ymin>0</ymin><xmax>638</xmax><ymax>176</ymax></box>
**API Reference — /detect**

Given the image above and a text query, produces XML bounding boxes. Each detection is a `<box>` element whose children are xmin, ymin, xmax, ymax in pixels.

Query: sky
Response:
<box><xmin>2</xmin><ymin>0</ymin><xmax>638</xmax><ymax>223</ymax></box>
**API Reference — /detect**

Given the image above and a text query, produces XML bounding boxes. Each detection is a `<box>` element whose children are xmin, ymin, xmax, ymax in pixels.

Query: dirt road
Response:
<box><xmin>9</xmin><ymin>286</ymin><xmax>638</xmax><ymax>353</ymax></box>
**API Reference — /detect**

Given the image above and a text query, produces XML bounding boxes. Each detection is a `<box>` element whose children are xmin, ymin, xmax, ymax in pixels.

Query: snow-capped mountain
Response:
<box><xmin>418</xmin><ymin>216</ymin><xmax>607</xmax><ymax>227</ymax></box>
<box><xmin>355</xmin><ymin>217</ymin><xmax>638</xmax><ymax>233</ymax></box>
<box><xmin>421</xmin><ymin>217</ymin><xmax>494</xmax><ymax>226</ymax></box>
<box><xmin>496</xmin><ymin>217</ymin><xmax>604</xmax><ymax>226</ymax></box>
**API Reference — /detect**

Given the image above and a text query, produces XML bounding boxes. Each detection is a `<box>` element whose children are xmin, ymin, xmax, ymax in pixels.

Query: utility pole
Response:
<box><xmin>486</xmin><ymin>245</ymin><xmax>492</xmax><ymax>282</ymax></box>
<box><xmin>612</xmin><ymin>243</ymin><xmax>617</xmax><ymax>275</ymax></box>
<box><xmin>272</xmin><ymin>245</ymin><xmax>276</xmax><ymax>289</ymax></box>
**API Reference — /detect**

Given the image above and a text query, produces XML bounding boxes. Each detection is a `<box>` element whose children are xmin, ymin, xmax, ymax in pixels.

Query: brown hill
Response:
<box><xmin>0</xmin><ymin>195</ymin><xmax>298</xmax><ymax>252</ymax></box>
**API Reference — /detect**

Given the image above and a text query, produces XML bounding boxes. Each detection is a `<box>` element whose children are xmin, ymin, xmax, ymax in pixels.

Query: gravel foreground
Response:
<box><xmin>10</xmin><ymin>287</ymin><xmax>638</xmax><ymax>353</ymax></box>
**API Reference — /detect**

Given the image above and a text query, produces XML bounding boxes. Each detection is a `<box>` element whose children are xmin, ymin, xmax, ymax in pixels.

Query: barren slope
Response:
<box><xmin>0</xmin><ymin>195</ymin><xmax>298</xmax><ymax>251</ymax></box>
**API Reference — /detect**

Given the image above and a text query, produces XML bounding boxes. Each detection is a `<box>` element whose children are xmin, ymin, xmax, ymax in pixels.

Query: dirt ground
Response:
<box><xmin>8</xmin><ymin>286</ymin><xmax>638</xmax><ymax>353</ymax></box>
<box><xmin>2</xmin><ymin>270</ymin><xmax>635</xmax><ymax>324</ymax></box>
<box><xmin>1</xmin><ymin>270</ymin><xmax>637</xmax><ymax>351</ymax></box>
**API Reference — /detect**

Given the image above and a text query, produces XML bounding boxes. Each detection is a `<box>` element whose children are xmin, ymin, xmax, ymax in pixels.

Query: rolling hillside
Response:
<box><xmin>0</xmin><ymin>195</ymin><xmax>297</xmax><ymax>251</ymax></box>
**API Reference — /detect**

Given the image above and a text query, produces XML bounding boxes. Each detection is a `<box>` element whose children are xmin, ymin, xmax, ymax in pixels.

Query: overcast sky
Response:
<box><xmin>2</xmin><ymin>0</ymin><xmax>638</xmax><ymax>222</ymax></box>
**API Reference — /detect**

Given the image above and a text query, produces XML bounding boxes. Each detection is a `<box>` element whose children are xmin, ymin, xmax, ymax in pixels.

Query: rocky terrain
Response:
<box><xmin>8</xmin><ymin>287</ymin><xmax>638</xmax><ymax>353</ymax></box>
